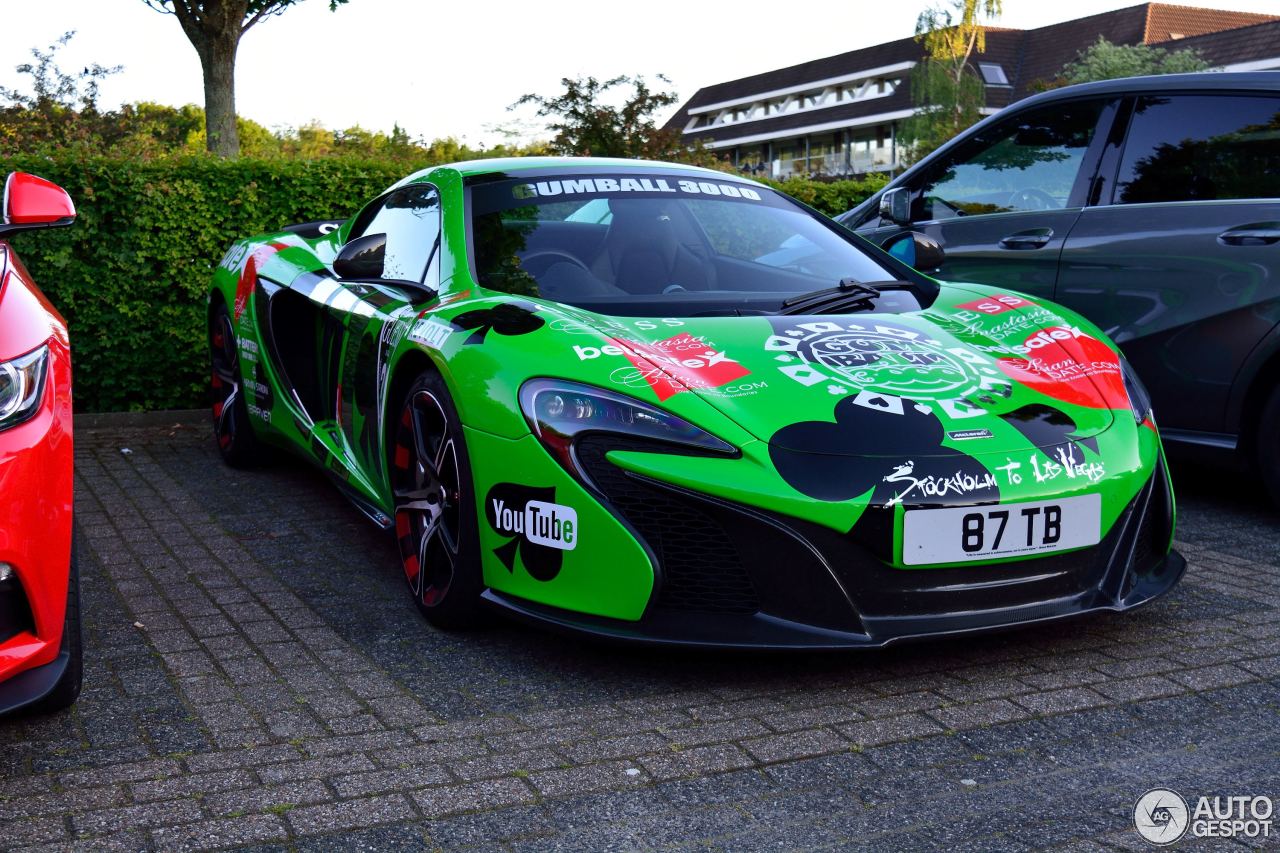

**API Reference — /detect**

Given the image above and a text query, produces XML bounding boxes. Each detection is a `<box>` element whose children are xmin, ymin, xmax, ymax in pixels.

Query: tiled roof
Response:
<box><xmin>1143</xmin><ymin>3</ymin><xmax>1277</xmax><ymax>42</ymax></box>
<box><xmin>1158</xmin><ymin>16</ymin><xmax>1280</xmax><ymax>65</ymax></box>
<box><xmin>1007</xmin><ymin>5</ymin><xmax>1150</xmax><ymax>94</ymax></box>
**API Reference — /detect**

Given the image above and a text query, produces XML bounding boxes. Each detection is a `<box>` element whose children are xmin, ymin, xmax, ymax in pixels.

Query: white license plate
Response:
<box><xmin>902</xmin><ymin>494</ymin><xmax>1101</xmax><ymax>566</ymax></box>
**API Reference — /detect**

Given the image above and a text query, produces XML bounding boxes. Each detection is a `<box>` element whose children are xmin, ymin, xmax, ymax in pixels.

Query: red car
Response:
<box><xmin>0</xmin><ymin>172</ymin><xmax>79</xmax><ymax>715</ymax></box>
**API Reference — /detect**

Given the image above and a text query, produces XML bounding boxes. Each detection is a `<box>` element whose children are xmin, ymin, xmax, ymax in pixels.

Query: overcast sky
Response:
<box><xmin>4</xmin><ymin>0</ymin><xmax>1276</xmax><ymax>147</ymax></box>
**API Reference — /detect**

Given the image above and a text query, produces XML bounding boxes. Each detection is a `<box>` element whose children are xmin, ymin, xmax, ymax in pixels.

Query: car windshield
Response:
<box><xmin>466</xmin><ymin>172</ymin><xmax>911</xmax><ymax>317</ymax></box>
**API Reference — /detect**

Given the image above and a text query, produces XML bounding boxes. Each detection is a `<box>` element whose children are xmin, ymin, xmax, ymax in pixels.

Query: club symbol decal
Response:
<box><xmin>484</xmin><ymin>483</ymin><xmax>578</xmax><ymax>582</ymax></box>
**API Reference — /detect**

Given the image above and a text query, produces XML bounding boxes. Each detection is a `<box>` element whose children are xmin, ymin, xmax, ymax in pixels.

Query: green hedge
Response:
<box><xmin>6</xmin><ymin>156</ymin><xmax>883</xmax><ymax>412</ymax></box>
<box><xmin>7</xmin><ymin>156</ymin><xmax>404</xmax><ymax>412</ymax></box>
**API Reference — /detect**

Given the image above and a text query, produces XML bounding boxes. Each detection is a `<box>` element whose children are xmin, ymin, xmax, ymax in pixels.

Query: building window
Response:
<box><xmin>978</xmin><ymin>63</ymin><xmax>1009</xmax><ymax>86</ymax></box>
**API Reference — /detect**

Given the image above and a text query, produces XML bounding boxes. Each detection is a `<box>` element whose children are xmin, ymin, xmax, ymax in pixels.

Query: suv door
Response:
<box><xmin>1055</xmin><ymin>93</ymin><xmax>1280</xmax><ymax>437</ymax></box>
<box><xmin>856</xmin><ymin>99</ymin><xmax>1114</xmax><ymax>300</ymax></box>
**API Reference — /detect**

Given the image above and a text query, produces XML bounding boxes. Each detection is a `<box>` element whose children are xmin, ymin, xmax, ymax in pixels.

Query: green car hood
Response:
<box><xmin>552</xmin><ymin>291</ymin><xmax>1120</xmax><ymax>458</ymax></box>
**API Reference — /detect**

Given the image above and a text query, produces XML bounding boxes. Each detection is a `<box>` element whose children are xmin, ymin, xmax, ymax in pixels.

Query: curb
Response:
<box><xmin>77</xmin><ymin>409</ymin><xmax>207</xmax><ymax>429</ymax></box>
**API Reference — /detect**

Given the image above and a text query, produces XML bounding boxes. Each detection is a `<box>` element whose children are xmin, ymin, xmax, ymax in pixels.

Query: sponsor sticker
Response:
<box><xmin>512</xmin><ymin>177</ymin><xmax>762</xmax><ymax>201</ymax></box>
<box><xmin>409</xmin><ymin>318</ymin><xmax>453</xmax><ymax>350</ymax></box>
<box><xmin>765</xmin><ymin>319</ymin><xmax>1011</xmax><ymax>418</ymax></box>
<box><xmin>954</xmin><ymin>293</ymin><xmax>1033</xmax><ymax>315</ymax></box>
<box><xmin>485</xmin><ymin>484</ymin><xmax>577</xmax><ymax>581</ymax></box>
<box><xmin>576</xmin><ymin>332</ymin><xmax>750</xmax><ymax>401</ymax></box>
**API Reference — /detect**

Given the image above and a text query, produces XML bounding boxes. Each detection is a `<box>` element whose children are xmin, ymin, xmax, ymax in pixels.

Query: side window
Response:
<box><xmin>349</xmin><ymin>184</ymin><xmax>440</xmax><ymax>282</ymax></box>
<box><xmin>911</xmin><ymin>100</ymin><xmax>1106</xmax><ymax>222</ymax></box>
<box><xmin>1114</xmin><ymin>94</ymin><xmax>1280</xmax><ymax>204</ymax></box>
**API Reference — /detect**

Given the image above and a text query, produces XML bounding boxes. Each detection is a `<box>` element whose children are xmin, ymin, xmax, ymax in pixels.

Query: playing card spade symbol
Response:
<box><xmin>451</xmin><ymin>301</ymin><xmax>545</xmax><ymax>345</ymax></box>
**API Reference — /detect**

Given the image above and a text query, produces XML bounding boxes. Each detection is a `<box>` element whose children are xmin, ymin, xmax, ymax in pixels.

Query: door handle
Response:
<box><xmin>999</xmin><ymin>229</ymin><xmax>1053</xmax><ymax>250</ymax></box>
<box><xmin>1218</xmin><ymin>226</ymin><xmax>1280</xmax><ymax>246</ymax></box>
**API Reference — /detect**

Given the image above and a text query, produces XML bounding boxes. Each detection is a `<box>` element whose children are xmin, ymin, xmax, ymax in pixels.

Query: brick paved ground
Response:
<box><xmin>1</xmin><ymin>417</ymin><xmax>1278</xmax><ymax>851</ymax></box>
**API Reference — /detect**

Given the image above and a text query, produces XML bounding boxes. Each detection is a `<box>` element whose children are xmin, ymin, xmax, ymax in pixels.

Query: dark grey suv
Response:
<box><xmin>839</xmin><ymin>73</ymin><xmax>1280</xmax><ymax>502</ymax></box>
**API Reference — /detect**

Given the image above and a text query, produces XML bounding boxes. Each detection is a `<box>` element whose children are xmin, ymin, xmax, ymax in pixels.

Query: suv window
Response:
<box><xmin>350</xmin><ymin>184</ymin><xmax>440</xmax><ymax>282</ymax></box>
<box><xmin>910</xmin><ymin>100</ymin><xmax>1106</xmax><ymax>222</ymax></box>
<box><xmin>1114</xmin><ymin>94</ymin><xmax>1280</xmax><ymax>204</ymax></box>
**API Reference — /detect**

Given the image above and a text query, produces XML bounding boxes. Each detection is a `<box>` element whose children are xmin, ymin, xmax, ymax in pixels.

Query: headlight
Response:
<box><xmin>1120</xmin><ymin>358</ymin><xmax>1152</xmax><ymax>424</ymax></box>
<box><xmin>0</xmin><ymin>345</ymin><xmax>48</xmax><ymax>430</ymax></box>
<box><xmin>519</xmin><ymin>378</ymin><xmax>735</xmax><ymax>472</ymax></box>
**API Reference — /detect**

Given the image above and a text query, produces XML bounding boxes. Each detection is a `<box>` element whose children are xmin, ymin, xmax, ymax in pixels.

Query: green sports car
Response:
<box><xmin>207</xmin><ymin>157</ymin><xmax>1183</xmax><ymax>648</ymax></box>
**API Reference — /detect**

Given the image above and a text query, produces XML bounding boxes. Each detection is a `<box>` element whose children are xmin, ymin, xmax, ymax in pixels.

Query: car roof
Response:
<box><xmin>395</xmin><ymin>156</ymin><xmax>769</xmax><ymax>190</ymax></box>
<box><xmin>1002</xmin><ymin>71</ymin><xmax>1279</xmax><ymax>111</ymax></box>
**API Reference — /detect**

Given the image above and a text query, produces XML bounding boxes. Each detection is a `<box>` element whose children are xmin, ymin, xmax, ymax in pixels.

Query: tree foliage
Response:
<box><xmin>0</xmin><ymin>35</ymin><xmax>543</xmax><ymax>164</ymax></box>
<box><xmin>141</xmin><ymin>0</ymin><xmax>349</xmax><ymax>157</ymax></box>
<box><xmin>903</xmin><ymin>0</ymin><xmax>1003</xmax><ymax>163</ymax></box>
<box><xmin>513</xmin><ymin>74</ymin><xmax>720</xmax><ymax>167</ymax></box>
<box><xmin>0</xmin><ymin>32</ymin><xmax>124</xmax><ymax>154</ymax></box>
<box><xmin>1055</xmin><ymin>37</ymin><xmax>1211</xmax><ymax>87</ymax></box>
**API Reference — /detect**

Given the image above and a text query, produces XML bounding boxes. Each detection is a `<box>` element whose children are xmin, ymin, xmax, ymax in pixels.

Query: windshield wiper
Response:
<box><xmin>779</xmin><ymin>278</ymin><xmax>913</xmax><ymax>316</ymax></box>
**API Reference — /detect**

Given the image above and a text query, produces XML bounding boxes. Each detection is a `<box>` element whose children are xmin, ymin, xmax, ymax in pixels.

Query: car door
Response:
<box><xmin>291</xmin><ymin>183</ymin><xmax>443</xmax><ymax>497</ymax></box>
<box><xmin>1055</xmin><ymin>92</ymin><xmax>1280</xmax><ymax>437</ymax></box>
<box><xmin>858</xmin><ymin>98</ymin><xmax>1116</xmax><ymax>301</ymax></box>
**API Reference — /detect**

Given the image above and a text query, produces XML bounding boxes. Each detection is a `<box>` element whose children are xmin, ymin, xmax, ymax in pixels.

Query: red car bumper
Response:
<box><xmin>0</xmin><ymin>333</ymin><xmax>73</xmax><ymax>713</ymax></box>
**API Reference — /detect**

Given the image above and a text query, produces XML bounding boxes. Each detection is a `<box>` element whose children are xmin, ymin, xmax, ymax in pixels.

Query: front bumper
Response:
<box><xmin>0</xmin><ymin>336</ymin><xmax>73</xmax><ymax>690</ymax></box>
<box><xmin>483</xmin><ymin>446</ymin><xmax>1183</xmax><ymax>649</ymax></box>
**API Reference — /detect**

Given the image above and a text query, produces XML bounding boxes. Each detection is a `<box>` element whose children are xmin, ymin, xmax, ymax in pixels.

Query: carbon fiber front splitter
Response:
<box><xmin>480</xmin><ymin>548</ymin><xmax>1186</xmax><ymax>651</ymax></box>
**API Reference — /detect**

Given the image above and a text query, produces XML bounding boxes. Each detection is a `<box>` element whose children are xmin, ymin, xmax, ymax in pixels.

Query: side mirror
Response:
<box><xmin>1</xmin><ymin>172</ymin><xmax>76</xmax><ymax>237</ymax></box>
<box><xmin>333</xmin><ymin>233</ymin><xmax>386</xmax><ymax>279</ymax></box>
<box><xmin>878</xmin><ymin>187</ymin><xmax>911</xmax><ymax>226</ymax></box>
<box><xmin>883</xmin><ymin>231</ymin><xmax>945</xmax><ymax>273</ymax></box>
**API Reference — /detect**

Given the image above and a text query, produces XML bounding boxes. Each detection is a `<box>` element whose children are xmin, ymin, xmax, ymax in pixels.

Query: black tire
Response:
<box><xmin>390</xmin><ymin>372</ymin><xmax>484</xmax><ymax>629</ymax></box>
<box><xmin>209</xmin><ymin>301</ymin><xmax>263</xmax><ymax>467</ymax></box>
<box><xmin>1259</xmin><ymin>384</ymin><xmax>1280</xmax><ymax>508</ymax></box>
<box><xmin>26</xmin><ymin>534</ymin><xmax>83</xmax><ymax>714</ymax></box>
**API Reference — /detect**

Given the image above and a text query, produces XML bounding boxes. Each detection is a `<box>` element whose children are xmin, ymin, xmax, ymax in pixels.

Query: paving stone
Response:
<box><xmin>130</xmin><ymin>769</ymin><xmax>255</xmax><ymax>802</ymax></box>
<box><xmin>257</xmin><ymin>753</ymin><xmax>377</xmax><ymax>784</ymax></box>
<box><xmin>411</xmin><ymin>777</ymin><xmax>538</xmax><ymax>818</ymax></box>
<box><xmin>837</xmin><ymin>713</ymin><xmax>946</xmax><ymax>746</ymax></box>
<box><xmin>286</xmin><ymin>794</ymin><xmax>415</xmax><ymax>836</ymax></box>
<box><xmin>530</xmin><ymin>760</ymin><xmax>651</xmax><ymax>798</ymax></box>
<box><xmin>927</xmin><ymin>698</ymin><xmax>1033</xmax><ymax>730</ymax></box>
<box><xmin>450</xmin><ymin>748</ymin><xmax>562</xmax><ymax>782</ymax></box>
<box><xmin>72</xmin><ymin>799</ymin><xmax>204</xmax><ymax>836</ymax></box>
<box><xmin>637</xmin><ymin>743</ymin><xmax>756</xmax><ymax>781</ymax></box>
<box><xmin>150</xmin><ymin>814</ymin><xmax>288</xmax><ymax>850</ymax></box>
<box><xmin>742</xmin><ymin>727</ymin><xmax>849</xmax><ymax>763</ymax></box>
<box><xmin>558</xmin><ymin>732</ymin><xmax>669</xmax><ymax>764</ymax></box>
<box><xmin>1015</xmin><ymin>687</ymin><xmax>1111</xmax><ymax>715</ymax></box>
<box><xmin>1</xmin><ymin>815</ymin><xmax>69</xmax><ymax>846</ymax></box>
<box><xmin>425</xmin><ymin>803</ymin><xmax>555</xmax><ymax>846</ymax></box>
<box><xmin>658</xmin><ymin>717</ymin><xmax>771</xmax><ymax>748</ymax></box>
<box><xmin>331</xmin><ymin>764</ymin><xmax>452</xmax><ymax>798</ymax></box>
<box><xmin>204</xmin><ymin>778</ymin><xmax>333</xmax><ymax>821</ymax></box>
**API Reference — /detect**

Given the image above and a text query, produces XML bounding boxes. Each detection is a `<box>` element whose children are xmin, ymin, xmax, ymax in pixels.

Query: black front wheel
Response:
<box><xmin>209</xmin><ymin>301</ymin><xmax>262</xmax><ymax>467</ymax></box>
<box><xmin>391</xmin><ymin>372</ymin><xmax>484</xmax><ymax>629</ymax></box>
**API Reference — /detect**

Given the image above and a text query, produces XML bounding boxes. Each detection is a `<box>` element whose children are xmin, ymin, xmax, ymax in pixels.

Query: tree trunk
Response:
<box><xmin>198</xmin><ymin>36</ymin><xmax>240</xmax><ymax>157</ymax></box>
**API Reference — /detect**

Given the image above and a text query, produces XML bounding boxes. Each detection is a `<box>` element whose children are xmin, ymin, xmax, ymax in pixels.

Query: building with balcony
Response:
<box><xmin>666</xmin><ymin>3</ymin><xmax>1280</xmax><ymax>180</ymax></box>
